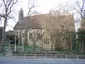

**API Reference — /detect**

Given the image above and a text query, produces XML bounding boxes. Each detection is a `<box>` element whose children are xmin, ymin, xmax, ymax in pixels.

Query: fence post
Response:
<box><xmin>34</xmin><ymin>54</ymin><xmax>35</xmax><ymax>59</ymax></box>
<box><xmin>77</xmin><ymin>55</ymin><xmax>78</xmax><ymax>59</ymax></box>
<box><xmin>14</xmin><ymin>54</ymin><xmax>15</xmax><ymax>59</ymax></box>
<box><xmin>24</xmin><ymin>54</ymin><xmax>25</xmax><ymax>58</ymax></box>
<box><xmin>66</xmin><ymin>54</ymin><xmax>67</xmax><ymax>59</ymax></box>
<box><xmin>45</xmin><ymin>54</ymin><xmax>46</xmax><ymax>59</ymax></box>
<box><xmin>55</xmin><ymin>54</ymin><xmax>57</xmax><ymax>58</ymax></box>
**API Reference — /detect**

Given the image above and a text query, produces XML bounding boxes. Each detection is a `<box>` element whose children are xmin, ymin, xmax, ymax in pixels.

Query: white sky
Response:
<box><xmin>22</xmin><ymin>0</ymin><xmax>74</xmax><ymax>16</ymax></box>
<box><xmin>0</xmin><ymin>0</ymin><xmax>82</xmax><ymax>31</ymax></box>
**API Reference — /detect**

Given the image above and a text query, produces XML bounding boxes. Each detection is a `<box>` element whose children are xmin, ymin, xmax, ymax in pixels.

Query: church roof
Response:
<box><xmin>14</xmin><ymin>15</ymin><xmax>43</xmax><ymax>30</ymax></box>
<box><xmin>14</xmin><ymin>14</ymin><xmax>74</xmax><ymax>30</ymax></box>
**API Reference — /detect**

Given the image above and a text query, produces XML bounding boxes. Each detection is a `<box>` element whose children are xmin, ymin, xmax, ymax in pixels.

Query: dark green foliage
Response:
<box><xmin>77</xmin><ymin>29</ymin><xmax>85</xmax><ymax>52</ymax></box>
<box><xmin>6</xmin><ymin>34</ymin><xmax>18</xmax><ymax>44</ymax></box>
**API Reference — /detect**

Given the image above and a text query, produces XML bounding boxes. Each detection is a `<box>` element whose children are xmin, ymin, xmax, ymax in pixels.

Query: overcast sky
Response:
<box><xmin>0</xmin><ymin>0</ymin><xmax>83</xmax><ymax>31</ymax></box>
<box><xmin>22</xmin><ymin>0</ymin><xmax>74</xmax><ymax>16</ymax></box>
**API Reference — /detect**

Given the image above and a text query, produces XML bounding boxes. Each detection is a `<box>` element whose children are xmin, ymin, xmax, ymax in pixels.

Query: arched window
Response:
<box><xmin>29</xmin><ymin>33</ymin><xmax>32</xmax><ymax>39</ymax></box>
<box><xmin>44</xmin><ymin>38</ymin><xmax>49</xmax><ymax>44</ymax></box>
<box><xmin>37</xmin><ymin>33</ymin><xmax>40</xmax><ymax>39</ymax></box>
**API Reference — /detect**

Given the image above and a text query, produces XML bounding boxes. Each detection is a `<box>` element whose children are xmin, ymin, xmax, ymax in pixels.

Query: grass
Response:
<box><xmin>0</xmin><ymin>42</ymin><xmax>9</xmax><ymax>56</ymax></box>
<box><xmin>11</xmin><ymin>44</ymin><xmax>85</xmax><ymax>55</ymax></box>
<box><xmin>13</xmin><ymin>49</ymin><xmax>85</xmax><ymax>55</ymax></box>
<box><xmin>55</xmin><ymin>50</ymin><xmax>85</xmax><ymax>55</ymax></box>
<box><xmin>3</xmin><ymin>43</ymin><xmax>9</xmax><ymax>52</ymax></box>
<box><xmin>11</xmin><ymin>45</ymin><xmax>33</xmax><ymax>49</ymax></box>
<box><xmin>11</xmin><ymin>44</ymin><xmax>41</xmax><ymax>53</ymax></box>
<box><xmin>0</xmin><ymin>52</ymin><xmax>6</xmax><ymax>56</ymax></box>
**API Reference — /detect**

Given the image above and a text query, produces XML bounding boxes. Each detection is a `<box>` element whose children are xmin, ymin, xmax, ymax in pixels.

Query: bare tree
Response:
<box><xmin>0</xmin><ymin>0</ymin><xmax>18</xmax><ymax>51</ymax></box>
<box><xmin>74</xmin><ymin>0</ymin><xmax>85</xmax><ymax>52</ymax></box>
<box><xmin>73</xmin><ymin>0</ymin><xmax>84</xmax><ymax>19</ymax></box>
<box><xmin>22</xmin><ymin>0</ymin><xmax>38</xmax><ymax>52</ymax></box>
<box><xmin>24</xmin><ymin>0</ymin><xmax>37</xmax><ymax>45</ymax></box>
<box><xmin>42</xmin><ymin>9</ymin><xmax>75</xmax><ymax>51</ymax></box>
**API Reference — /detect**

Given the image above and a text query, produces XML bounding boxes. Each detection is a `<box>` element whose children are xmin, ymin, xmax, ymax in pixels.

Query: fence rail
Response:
<box><xmin>13</xmin><ymin>54</ymin><xmax>85</xmax><ymax>59</ymax></box>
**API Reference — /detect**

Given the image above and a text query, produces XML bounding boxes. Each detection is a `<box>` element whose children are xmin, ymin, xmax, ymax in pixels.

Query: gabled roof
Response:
<box><xmin>14</xmin><ymin>15</ymin><xmax>42</xmax><ymax>30</ymax></box>
<box><xmin>14</xmin><ymin>14</ymin><xmax>74</xmax><ymax>30</ymax></box>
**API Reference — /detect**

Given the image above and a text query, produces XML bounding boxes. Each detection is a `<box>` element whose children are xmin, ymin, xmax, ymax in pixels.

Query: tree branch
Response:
<box><xmin>7</xmin><ymin>0</ymin><xmax>18</xmax><ymax>15</ymax></box>
<box><xmin>7</xmin><ymin>0</ymin><xmax>12</xmax><ymax>8</ymax></box>
<box><xmin>7</xmin><ymin>15</ymin><xmax>16</xmax><ymax>22</ymax></box>
<box><xmin>28</xmin><ymin>5</ymin><xmax>35</xmax><ymax>15</ymax></box>
<box><xmin>3</xmin><ymin>0</ymin><xmax>6</xmax><ymax>8</ymax></box>
<box><xmin>0</xmin><ymin>3</ymin><xmax>3</xmax><ymax>8</ymax></box>
<box><xmin>0</xmin><ymin>14</ymin><xmax>5</xmax><ymax>18</ymax></box>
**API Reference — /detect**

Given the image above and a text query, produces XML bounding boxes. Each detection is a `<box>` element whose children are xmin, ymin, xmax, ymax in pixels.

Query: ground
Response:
<box><xmin>0</xmin><ymin>41</ymin><xmax>85</xmax><ymax>64</ymax></box>
<box><xmin>0</xmin><ymin>58</ymin><xmax>85</xmax><ymax>64</ymax></box>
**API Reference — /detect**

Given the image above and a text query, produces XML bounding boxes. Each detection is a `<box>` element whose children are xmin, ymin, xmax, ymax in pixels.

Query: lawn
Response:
<box><xmin>0</xmin><ymin>52</ymin><xmax>6</xmax><ymax>56</ymax></box>
<box><xmin>11</xmin><ymin>44</ymin><xmax>85</xmax><ymax>55</ymax></box>
<box><xmin>0</xmin><ymin>42</ymin><xmax>9</xmax><ymax>56</ymax></box>
<box><xmin>11</xmin><ymin>44</ymin><xmax>42</xmax><ymax>54</ymax></box>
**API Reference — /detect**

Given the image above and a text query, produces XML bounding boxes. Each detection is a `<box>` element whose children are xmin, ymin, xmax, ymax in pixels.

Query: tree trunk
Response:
<box><xmin>33</xmin><ymin>39</ymin><xmax>36</xmax><ymax>53</ymax></box>
<box><xmin>1</xmin><ymin>15</ymin><xmax>7</xmax><ymax>51</ymax></box>
<box><xmin>24</xmin><ymin>29</ymin><xmax>28</xmax><ymax>45</ymax></box>
<box><xmin>51</xmin><ymin>40</ymin><xmax>54</xmax><ymax>51</ymax></box>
